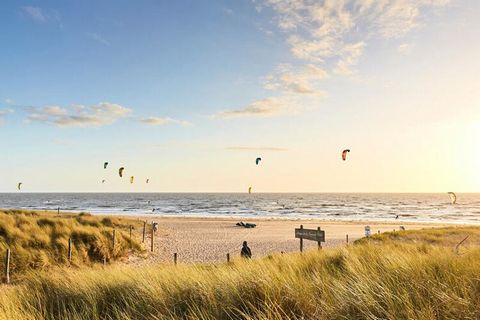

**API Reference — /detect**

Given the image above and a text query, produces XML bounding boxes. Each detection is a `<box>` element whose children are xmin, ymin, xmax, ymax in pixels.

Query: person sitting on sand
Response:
<box><xmin>241</xmin><ymin>241</ymin><xmax>252</xmax><ymax>258</ymax></box>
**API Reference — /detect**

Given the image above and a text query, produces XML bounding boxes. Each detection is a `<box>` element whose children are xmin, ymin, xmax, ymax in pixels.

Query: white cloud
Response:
<box><xmin>398</xmin><ymin>43</ymin><xmax>413</xmax><ymax>55</ymax></box>
<box><xmin>139</xmin><ymin>117</ymin><xmax>191</xmax><ymax>127</ymax></box>
<box><xmin>334</xmin><ymin>41</ymin><xmax>366</xmax><ymax>75</ymax></box>
<box><xmin>261</xmin><ymin>0</ymin><xmax>450</xmax><ymax>72</ymax></box>
<box><xmin>20</xmin><ymin>6</ymin><xmax>62</xmax><ymax>27</ymax></box>
<box><xmin>214</xmin><ymin>0</ymin><xmax>449</xmax><ymax>120</ymax></box>
<box><xmin>51</xmin><ymin>138</ymin><xmax>72</xmax><ymax>146</ymax></box>
<box><xmin>264</xmin><ymin>64</ymin><xmax>328</xmax><ymax>95</ymax></box>
<box><xmin>86</xmin><ymin>33</ymin><xmax>110</xmax><ymax>46</ymax></box>
<box><xmin>26</xmin><ymin>102</ymin><xmax>131</xmax><ymax>127</ymax></box>
<box><xmin>0</xmin><ymin>109</ymin><xmax>13</xmax><ymax>125</ymax></box>
<box><xmin>222</xmin><ymin>7</ymin><xmax>234</xmax><ymax>15</ymax></box>
<box><xmin>212</xmin><ymin>96</ymin><xmax>298</xmax><ymax>119</ymax></box>
<box><xmin>21</xmin><ymin>6</ymin><xmax>47</xmax><ymax>23</ymax></box>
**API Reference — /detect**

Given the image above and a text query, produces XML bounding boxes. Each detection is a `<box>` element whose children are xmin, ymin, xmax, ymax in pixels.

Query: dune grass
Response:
<box><xmin>1</xmin><ymin>226</ymin><xmax>480</xmax><ymax>319</ymax></box>
<box><xmin>0</xmin><ymin>209</ymin><xmax>143</xmax><ymax>277</ymax></box>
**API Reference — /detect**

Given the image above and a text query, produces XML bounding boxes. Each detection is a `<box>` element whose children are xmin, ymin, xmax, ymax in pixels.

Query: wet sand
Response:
<box><xmin>124</xmin><ymin>216</ymin><xmax>448</xmax><ymax>265</ymax></box>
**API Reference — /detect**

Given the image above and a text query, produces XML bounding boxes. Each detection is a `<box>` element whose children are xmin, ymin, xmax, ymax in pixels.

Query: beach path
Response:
<box><xmin>124</xmin><ymin>217</ymin><xmax>447</xmax><ymax>265</ymax></box>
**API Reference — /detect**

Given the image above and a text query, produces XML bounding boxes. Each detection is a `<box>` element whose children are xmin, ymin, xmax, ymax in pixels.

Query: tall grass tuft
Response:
<box><xmin>0</xmin><ymin>210</ymin><xmax>143</xmax><ymax>277</ymax></box>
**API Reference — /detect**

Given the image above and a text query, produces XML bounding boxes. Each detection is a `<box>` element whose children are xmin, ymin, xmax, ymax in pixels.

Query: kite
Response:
<box><xmin>256</xmin><ymin>157</ymin><xmax>262</xmax><ymax>165</ymax></box>
<box><xmin>130</xmin><ymin>176</ymin><xmax>134</xmax><ymax>184</ymax></box>
<box><xmin>248</xmin><ymin>186</ymin><xmax>252</xmax><ymax>194</ymax></box>
<box><xmin>448</xmin><ymin>192</ymin><xmax>457</xmax><ymax>204</ymax></box>
<box><xmin>104</xmin><ymin>162</ymin><xmax>109</xmax><ymax>169</ymax></box>
<box><xmin>119</xmin><ymin>167</ymin><xmax>125</xmax><ymax>177</ymax></box>
<box><xmin>342</xmin><ymin>149</ymin><xmax>350</xmax><ymax>161</ymax></box>
<box><xmin>17</xmin><ymin>182</ymin><xmax>22</xmax><ymax>190</ymax></box>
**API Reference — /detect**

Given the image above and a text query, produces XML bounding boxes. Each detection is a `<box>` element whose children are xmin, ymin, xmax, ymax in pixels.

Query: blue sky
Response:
<box><xmin>1</xmin><ymin>0</ymin><xmax>479</xmax><ymax>192</ymax></box>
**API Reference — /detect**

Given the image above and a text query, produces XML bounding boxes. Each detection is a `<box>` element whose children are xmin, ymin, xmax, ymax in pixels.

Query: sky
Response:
<box><xmin>0</xmin><ymin>0</ymin><xmax>479</xmax><ymax>193</ymax></box>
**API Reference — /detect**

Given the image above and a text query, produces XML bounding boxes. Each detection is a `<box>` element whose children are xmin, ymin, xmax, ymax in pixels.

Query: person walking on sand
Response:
<box><xmin>241</xmin><ymin>241</ymin><xmax>252</xmax><ymax>258</ymax></box>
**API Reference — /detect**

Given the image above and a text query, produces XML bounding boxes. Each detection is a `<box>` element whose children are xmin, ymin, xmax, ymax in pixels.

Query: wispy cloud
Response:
<box><xmin>51</xmin><ymin>138</ymin><xmax>73</xmax><ymax>146</ymax></box>
<box><xmin>333</xmin><ymin>41</ymin><xmax>366</xmax><ymax>75</ymax></box>
<box><xmin>226</xmin><ymin>146</ymin><xmax>287</xmax><ymax>152</ymax></box>
<box><xmin>0</xmin><ymin>109</ymin><xmax>13</xmax><ymax>125</ymax></box>
<box><xmin>261</xmin><ymin>0</ymin><xmax>449</xmax><ymax>73</ymax></box>
<box><xmin>212</xmin><ymin>96</ymin><xmax>297</xmax><ymax>119</ymax></box>
<box><xmin>398</xmin><ymin>43</ymin><xmax>413</xmax><ymax>55</ymax></box>
<box><xmin>139</xmin><ymin>116</ymin><xmax>191</xmax><ymax>127</ymax></box>
<box><xmin>21</xmin><ymin>6</ymin><xmax>47</xmax><ymax>23</ymax></box>
<box><xmin>26</xmin><ymin>102</ymin><xmax>131</xmax><ymax>127</ymax></box>
<box><xmin>20</xmin><ymin>6</ymin><xmax>60</xmax><ymax>24</ymax></box>
<box><xmin>86</xmin><ymin>33</ymin><xmax>110</xmax><ymax>46</ymax></box>
<box><xmin>264</xmin><ymin>64</ymin><xmax>328</xmax><ymax>95</ymax></box>
<box><xmin>222</xmin><ymin>7</ymin><xmax>234</xmax><ymax>15</ymax></box>
<box><xmin>213</xmin><ymin>0</ymin><xmax>450</xmax><ymax>120</ymax></box>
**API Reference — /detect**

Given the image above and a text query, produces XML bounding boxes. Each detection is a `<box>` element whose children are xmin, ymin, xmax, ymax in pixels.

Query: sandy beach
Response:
<box><xmin>126</xmin><ymin>217</ymin><xmax>449</xmax><ymax>265</ymax></box>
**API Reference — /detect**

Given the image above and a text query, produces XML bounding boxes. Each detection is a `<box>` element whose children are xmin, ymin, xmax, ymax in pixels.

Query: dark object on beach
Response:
<box><xmin>395</xmin><ymin>215</ymin><xmax>399</xmax><ymax>219</ymax></box>
<box><xmin>241</xmin><ymin>241</ymin><xmax>252</xmax><ymax>258</ymax></box>
<box><xmin>152</xmin><ymin>222</ymin><xmax>159</xmax><ymax>232</ymax></box>
<box><xmin>399</xmin><ymin>226</ymin><xmax>405</xmax><ymax>231</ymax></box>
<box><xmin>236</xmin><ymin>221</ymin><xmax>256</xmax><ymax>228</ymax></box>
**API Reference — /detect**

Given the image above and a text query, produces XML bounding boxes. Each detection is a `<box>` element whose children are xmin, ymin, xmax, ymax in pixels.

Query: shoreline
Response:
<box><xmin>6</xmin><ymin>207</ymin><xmax>475</xmax><ymax>225</ymax></box>
<box><xmin>69</xmin><ymin>210</ymin><xmax>480</xmax><ymax>226</ymax></box>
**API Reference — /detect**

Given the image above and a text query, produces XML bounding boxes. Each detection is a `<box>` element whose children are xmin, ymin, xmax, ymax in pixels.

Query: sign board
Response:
<box><xmin>364</xmin><ymin>225</ymin><xmax>371</xmax><ymax>237</ymax></box>
<box><xmin>295</xmin><ymin>228</ymin><xmax>325</xmax><ymax>242</ymax></box>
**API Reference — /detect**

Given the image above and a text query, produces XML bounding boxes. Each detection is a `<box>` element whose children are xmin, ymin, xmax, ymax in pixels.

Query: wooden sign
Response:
<box><xmin>295</xmin><ymin>227</ymin><xmax>325</xmax><ymax>242</ymax></box>
<box><xmin>295</xmin><ymin>225</ymin><xmax>325</xmax><ymax>252</ymax></box>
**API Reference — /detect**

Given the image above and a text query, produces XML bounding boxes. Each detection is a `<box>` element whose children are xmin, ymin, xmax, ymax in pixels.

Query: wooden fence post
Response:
<box><xmin>346</xmin><ymin>234</ymin><xmax>349</xmax><ymax>244</ymax></box>
<box><xmin>317</xmin><ymin>227</ymin><xmax>322</xmax><ymax>250</ymax></box>
<box><xmin>4</xmin><ymin>249</ymin><xmax>10</xmax><ymax>284</ymax></box>
<box><xmin>299</xmin><ymin>225</ymin><xmax>304</xmax><ymax>252</ymax></box>
<box><xmin>112</xmin><ymin>229</ymin><xmax>116</xmax><ymax>252</ymax></box>
<box><xmin>142</xmin><ymin>221</ymin><xmax>146</xmax><ymax>243</ymax></box>
<box><xmin>226</xmin><ymin>253</ymin><xmax>230</xmax><ymax>263</ymax></box>
<box><xmin>129</xmin><ymin>225</ymin><xmax>133</xmax><ymax>248</ymax></box>
<box><xmin>174</xmin><ymin>253</ymin><xmax>177</xmax><ymax>265</ymax></box>
<box><xmin>150</xmin><ymin>222</ymin><xmax>154</xmax><ymax>252</ymax></box>
<box><xmin>68</xmin><ymin>237</ymin><xmax>72</xmax><ymax>263</ymax></box>
<box><xmin>103</xmin><ymin>256</ymin><xmax>106</xmax><ymax>267</ymax></box>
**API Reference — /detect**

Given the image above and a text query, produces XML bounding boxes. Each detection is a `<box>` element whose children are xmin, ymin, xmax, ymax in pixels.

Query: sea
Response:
<box><xmin>0</xmin><ymin>193</ymin><xmax>479</xmax><ymax>224</ymax></box>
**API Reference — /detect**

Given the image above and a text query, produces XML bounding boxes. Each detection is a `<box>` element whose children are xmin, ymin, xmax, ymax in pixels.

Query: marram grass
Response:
<box><xmin>1</xmin><ymin>227</ymin><xmax>480</xmax><ymax>320</ymax></box>
<box><xmin>0</xmin><ymin>209</ymin><xmax>143</xmax><ymax>274</ymax></box>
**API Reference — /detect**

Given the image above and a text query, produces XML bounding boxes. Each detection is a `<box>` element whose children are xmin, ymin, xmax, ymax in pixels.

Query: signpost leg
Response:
<box><xmin>129</xmin><ymin>225</ymin><xmax>133</xmax><ymax>248</ymax></box>
<box><xmin>300</xmin><ymin>225</ymin><xmax>304</xmax><ymax>252</ymax></box>
<box><xmin>317</xmin><ymin>227</ymin><xmax>322</xmax><ymax>250</ymax></box>
<box><xmin>68</xmin><ymin>237</ymin><xmax>72</xmax><ymax>262</ymax></box>
<box><xmin>112</xmin><ymin>229</ymin><xmax>116</xmax><ymax>252</ymax></box>
<box><xmin>150</xmin><ymin>222</ymin><xmax>154</xmax><ymax>252</ymax></box>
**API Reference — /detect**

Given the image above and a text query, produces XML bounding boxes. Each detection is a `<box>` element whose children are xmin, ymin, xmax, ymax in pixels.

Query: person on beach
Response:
<box><xmin>241</xmin><ymin>241</ymin><xmax>252</xmax><ymax>258</ymax></box>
